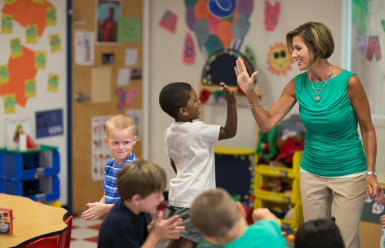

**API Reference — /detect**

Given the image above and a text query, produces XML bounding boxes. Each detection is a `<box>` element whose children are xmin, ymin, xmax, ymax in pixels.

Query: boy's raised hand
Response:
<box><xmin>152</xmin><ymin>211</ymin><xmax>185</xmax><ymax>240</ymax></box>
<box><xmin>219</xmin><ymin>82</ymin><xmax>236</xmax><ymax>105</ymax></box>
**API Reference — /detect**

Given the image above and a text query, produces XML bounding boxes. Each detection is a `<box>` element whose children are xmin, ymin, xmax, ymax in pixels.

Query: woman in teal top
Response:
<box><xmin>235</xmin><ymin>22</ymin><xmax>378</xmax><ymax>248</ymax></box>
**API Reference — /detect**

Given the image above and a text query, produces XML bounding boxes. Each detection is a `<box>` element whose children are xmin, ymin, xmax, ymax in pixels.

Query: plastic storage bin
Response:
<box><xmin>0</xmin><ymin>145</ymin><xmax>60</xmax><ymax>181</ymax></box>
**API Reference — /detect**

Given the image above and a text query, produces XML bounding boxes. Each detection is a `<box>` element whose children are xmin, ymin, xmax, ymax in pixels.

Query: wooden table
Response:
<box><xmin>0</xmin><ymin>194</ymin><xmax>68</xmax><ymax>248</ymax></box>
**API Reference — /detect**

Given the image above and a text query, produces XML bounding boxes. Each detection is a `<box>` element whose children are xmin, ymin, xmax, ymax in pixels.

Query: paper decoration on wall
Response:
<box><xmin>1</xmin><ymin>14</ymin><xmax>13</xmax><ymax>33</ymax></box>
<box><xmin>0</xmin><ymin>65</ymin><xmax>10</xmax><ymax>84</ymax></box>
<box><xmin>352</xmin><ymin>0</ymin><xmax>370</xmax><ymax>36</ymax></box>
<box><xmin>35</xmin><ymin>51</ymin><xmax>46</xmax><ymax>69</ymax></box>
<box><xmin>267</xmin><ymin>42</ymin><xmax>294</xmax><ymax>76</ymax></box>
<box><xmin>35</xmin><ymin>109</ymin><xmax>63</xmax><ymax>138</ymax></box>
<box><xmin>3</xmin><ymin>93</ymin><xmax>16</xmax><ymax>114</ymax></box>
<box><xmin>25</xmin><ymin>79</ymin><xmax>36</xmax><ymax>98</ymax></box>
<box><xmin>10</xmin><ymin>38</ymin><xmax>23</xmax><ymax>59</ymax></box>
<box><xmin>117</xmin><ymin>68</ymin><xmax>131</xmax><ymax>86</ymax></box>
<box><xmin>26</xmin><ymin>24</ymin><xmax>38</xmax><ymax>43</ymax></box>
<box><xmin>102</xmin><ymin>53</ymin><xmax>114</xmax><ymax>65</ymax></box>
<box><xmin>46</xmin><ymin>7</ymin><xmax>57</xmax><ymax>25</ymax></box>
<box><xmin>33</xmin><ymin>0</ymin><xmax>44</xmax><ymax>4</ymax></box>
<box><xmin>117</xmin><ymin>17</ymin><xmax>141</xmax><ymax>43</ymax></box>
<box><xmin>159</xmin><ymin>10</ymin><xmax>177</xmax><ymax>33</ymax></box>
<box><xmin>49</xmin><ymin>33</ymin><xmax>61</xmax><ymax>52</ymax></box>
<box><xmin>382</xmin><ymin>20</ymin><xmax>385</xmax><ymax>32</ymax></box>
<box><xmin>358</xmin><ymin>35</ymin><xmax>366</xmax><ymax>54</ymax></box>
<box><xmin>183</xmin><ymin>33</ymin><xmax>195</xmax><ymax>63</ymax></box>
<box><xmin>2</xmin><ymin>0</ymin><xmax>54</xmax><ymax>37</ymax></box>
<box><xmin>366</xmin><ymin>36</ymin><xmax>381</xmax><ymax>61</ymax></box>
<box><xmin>125</xmin><ymin>109</ymin><xmax>142</xmax><ymax>141</ymax></box>
<box><xmin>208</xmin><ymin>0</ymin><xmax>236</xmax><ymax>18</ymax></box>
<box><xmin>245</xmin><ymin>45</ymin><xmax>256</xmax><ymax>69</ymax></box>
<box><xmin>5</xmin><ymin>0</ymin><xmax>16</xmax><ymax>5</ymax></box>
<box><xmin>91</xmin><ymin>115</ymin><xmax>112</xmax><ymax>181</ymax></box>
<box><xmin>201</xmin><ymin>49</ymin><xmax>255</xmax><ymax>87</ymax></box>
<box><xmin>0</xmin><ymin>46</ymin><xmax>37</xmax><ymax>107</ymax></box>
<box><xmin>5</xmin><ymin>116</ymin><xmax>33</xmax><ymax>150</ymax></box>
<box><xmin>131</xmin><ymin>69</ymin><xmax>142</xmax><ymax>80</ymax></box>
<box><xmin>91</xmin><ymin>67</ymin><xmax>111</xmax><ymax>103</ymax></box>
<box><xmin>125</xmin><ymin>49</ymin><xmax>138</xmax><ymax>66</ymax></box>
<box><xmin>264</xmin><ymin>1</ymin><xmax>280</xmax><ymax>31</ymax></box>
<box><xmin>75</xmin><ymin>31</ymin><xmax>94</xmax><ymax>65</ymax></box>
<box><xmin>115</xmin><ymin>87</ymin><xmax>140</xmax><ymax>110</ymax></box>
<box><xmin>47</xmin><ymin>73</ymin><xmax>59</xmax><ymax>92</ymax></box>
<box><xmin>184</xmin><ymin>0</ymin><xmax>253</xmax><ymax>56</ymax></box>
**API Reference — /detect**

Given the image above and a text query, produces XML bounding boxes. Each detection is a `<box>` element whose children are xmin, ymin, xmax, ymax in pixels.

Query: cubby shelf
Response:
<box><xmin>254</xmin><ymin>151</ymin><xmax>304</xmax><ymax>230</ymax></box>
<box><xmin>0</xmin><ymin>145</ymin><xmax>60</xmax><ymax>203</ymax></box>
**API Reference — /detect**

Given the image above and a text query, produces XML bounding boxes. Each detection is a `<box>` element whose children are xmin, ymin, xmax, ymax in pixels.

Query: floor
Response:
<box><xmin>70</xmin><ymin>203</ymin><xmax>223</xmax><ymax>248</ymax></box>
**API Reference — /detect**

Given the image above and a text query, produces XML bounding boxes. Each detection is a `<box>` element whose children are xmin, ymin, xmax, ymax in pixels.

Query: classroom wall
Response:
<box><xmin>0</xmin><ymin>0</ymin><xmax>68</xmax><ymax>205</ymax></box>
<box><xmin>149</xmin><ymin>0</ymin><xmax>342</xmax><ymax>189</ymax></box>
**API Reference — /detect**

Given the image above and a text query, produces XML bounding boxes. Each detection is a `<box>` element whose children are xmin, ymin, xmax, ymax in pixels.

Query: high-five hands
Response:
<box><xmin>234</xmin><ymin>57</ymin><xmax>258</xmax><ymax>95</ymax></box>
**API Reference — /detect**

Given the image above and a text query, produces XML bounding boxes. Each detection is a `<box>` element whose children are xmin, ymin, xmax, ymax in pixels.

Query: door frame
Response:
<box><xmin>65</xmin><ymin>0</ymin><xmax>151</xmax><ymax>214</ymax></box>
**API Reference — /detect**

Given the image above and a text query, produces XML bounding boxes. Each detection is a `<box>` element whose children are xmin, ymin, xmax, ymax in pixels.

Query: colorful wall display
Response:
<box><xmin>267</xmin><ymin>42</ymin><xmax>294</xmax><ymax>76</ymax></box>
<box><xmin>35</xmin><ymin>109</ymin><xmax>63</xmax><ymax>138</ymax></box>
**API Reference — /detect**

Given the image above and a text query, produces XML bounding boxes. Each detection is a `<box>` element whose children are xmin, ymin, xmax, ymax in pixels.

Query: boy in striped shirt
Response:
<box><xmin>82</xmin><ymin>114</ymin><xmax>137</xmax><ymax>221</ymax></box>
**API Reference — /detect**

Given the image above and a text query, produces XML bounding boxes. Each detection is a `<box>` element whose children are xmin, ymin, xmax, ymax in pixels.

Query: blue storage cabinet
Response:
<box><xmin>0</xmin><ymin>145</ymin><xmax>60</xmax><ymax>202</ymax></box>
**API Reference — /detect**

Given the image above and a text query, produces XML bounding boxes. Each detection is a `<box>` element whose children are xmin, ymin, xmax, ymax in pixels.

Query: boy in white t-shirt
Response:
<box><xmin>159</xmin><ymin>82</ymin><xmax>237</xmax><ymax>248</ymax></box>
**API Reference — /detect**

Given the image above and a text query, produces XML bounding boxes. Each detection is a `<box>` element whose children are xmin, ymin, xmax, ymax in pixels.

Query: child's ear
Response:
<box><xmin>104</xmin><ymin>136</ymin><xmax>109</xmax><ymax>146</ymax></box>
<box><xmin>178</xmin><ymin>107</ymin><xmax>189</xmax><ymax>116</ymax></box>
<box><xmin>204</xmin><ymin>235</ymin><xmax>219</xmax><ymax>244</ymax></box>
<box><xmin>131</xmin><ymin>194</ymin><xmax>141</xmax><ymax>206</ymax></box>
<box><xmin>133</xmin><ymin>136</ymin><xmax>137</xmax><ymax>145</ymax></box>
<box><xmin>235</xmin><ymin>201</ymin><xmax>246</xmax><ymax>218</ymax></box>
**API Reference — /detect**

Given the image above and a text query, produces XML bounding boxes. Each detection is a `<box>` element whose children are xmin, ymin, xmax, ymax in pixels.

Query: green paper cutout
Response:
<box><xmin>245</xmin><ymin>45</ymin><xmax>257</xmax><ymax>70</ymax></box>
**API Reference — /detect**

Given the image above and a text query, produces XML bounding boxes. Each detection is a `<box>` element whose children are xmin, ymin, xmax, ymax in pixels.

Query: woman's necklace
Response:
<box><xmin>309</xmin><ymin>63</ymin><xmax>332</xmax><ymax>102</ymax></box>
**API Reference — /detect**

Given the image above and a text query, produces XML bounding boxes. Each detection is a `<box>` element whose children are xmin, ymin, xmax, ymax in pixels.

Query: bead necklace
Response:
<box><xmin>309</xmin><ymin>63</ymin><xmax>332</xmax><ymax>102</ymax></box>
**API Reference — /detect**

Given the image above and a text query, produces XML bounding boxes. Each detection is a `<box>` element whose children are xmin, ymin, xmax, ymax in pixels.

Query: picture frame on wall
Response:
<box><xmin>4</xmin><ymin>116</ymin><xmax>33</xmax><ymax>151</ymax></box>
<box><xmin>96</xmin><ymin>0</ymin><xmax>121</xmax><ymax>43</ymax></box>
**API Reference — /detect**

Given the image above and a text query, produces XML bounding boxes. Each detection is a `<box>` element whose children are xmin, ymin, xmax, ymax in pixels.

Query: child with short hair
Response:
<box><xmin>190</xmin><ymin>188</ymin><xmax>286</xmax><ymax>248</ymax></box>
<box><xmin>295</xmin><ymin>219</ymin><xmax>345</xmax><ymax>248</ymax></box>
<box><xmin>82</xmin><ymin>114</ymin><xmax>137</xmax><ymax>221</ymax></box>
<box><xmin>159</xmin><ymin>82</ymin><xmax>237</xmax><ymax>248</ymax></box>
<box><xmin>98</xmin><ymin>159</ymin><xmax>185</xmax><ymax>248</ymax></box>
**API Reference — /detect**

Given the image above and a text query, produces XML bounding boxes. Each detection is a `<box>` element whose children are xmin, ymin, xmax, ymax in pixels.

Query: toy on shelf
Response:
<box><xmin>19</xmin><ymin>134</ymin><xmax>40</xmax><ymax>151</ymax></box>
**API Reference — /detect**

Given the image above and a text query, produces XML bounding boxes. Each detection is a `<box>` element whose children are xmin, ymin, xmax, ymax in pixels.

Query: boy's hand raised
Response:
<box><xmin>152</xmin><ymin>211</ymin><xmax>185</xmax><ymax>240</ymax></box>
<box><xmin>220</xmin><ymin>82</ymin><xmax>236</xmax><ymax>105</ymax></box>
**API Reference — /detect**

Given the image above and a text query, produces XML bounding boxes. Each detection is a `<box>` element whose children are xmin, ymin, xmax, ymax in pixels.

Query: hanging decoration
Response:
<box><xmin>264</xmin><ymin>1</ymin><xmax>280</xmax><ymax>31</ymax></box>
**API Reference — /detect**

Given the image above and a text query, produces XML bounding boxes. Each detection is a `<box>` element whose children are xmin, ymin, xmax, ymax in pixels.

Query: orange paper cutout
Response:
<box><xmin>195</xmin><ymin>0</ymin><xmax>210</xmax><ymax>21</ymax></box>
<box><xmin>217</xmin><ymin>21</ymin><xmax>233</xmax><ymax>47</ymax></box>
<box><xmin>2</xmin><ymin>0</ymin><xmax>54</xmax><ymax>37</ymax></box>
<box><xmin>0</xmin><ymin>46</ymin><xmax>37</xmax><ymax>107</ymax></box>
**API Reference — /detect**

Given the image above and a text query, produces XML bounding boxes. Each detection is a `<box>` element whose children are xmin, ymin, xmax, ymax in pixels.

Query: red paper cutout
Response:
<box><xmin>366</xmin><ymin>36</ymin><xmax>381</xmax><ymax>61</ymax></box>
<box><xmin>183</xmin><ymin>33</ymin><xmax>195</xmax><ymax>64</ymax></box>
<box><xmin>159</xmin><ymin>10</ymin><xmax>178</xmax><ymax>33</ymax></box>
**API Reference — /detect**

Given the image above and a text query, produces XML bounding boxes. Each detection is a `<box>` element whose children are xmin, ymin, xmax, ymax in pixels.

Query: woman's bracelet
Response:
<box><xmin>248</xmin><ymin>98</ymin><xmax>261</xmax><ymax>109</ymax></box>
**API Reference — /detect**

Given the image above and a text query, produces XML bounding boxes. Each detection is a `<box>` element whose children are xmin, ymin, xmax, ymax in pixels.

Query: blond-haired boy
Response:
<box><xmin>82</xmin><ymin>114</ymin><xmax>137</xmax><ymax>221</ymax></box>
<box><xmin>190</xmin><ymin>188</ymin><xmax>286</xmax><ymax>248</ymax></box>
<box><xmin>98</xmin><ymin>159</ymin><xmax>185</xmax><ymax>248</ymax></box>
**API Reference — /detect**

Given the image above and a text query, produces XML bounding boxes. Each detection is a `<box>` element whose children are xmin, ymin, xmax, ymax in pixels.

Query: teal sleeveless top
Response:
<box><xmin>295</xmin><ymin>70</ymin><xmax>367</xmax><ymax>177</ymax></box>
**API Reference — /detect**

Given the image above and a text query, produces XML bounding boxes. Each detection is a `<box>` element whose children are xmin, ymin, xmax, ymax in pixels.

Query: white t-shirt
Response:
<box><xmin>163</xmin><ymin>121</ymin><xmax>221</xmax><ymax>208</ymax></box>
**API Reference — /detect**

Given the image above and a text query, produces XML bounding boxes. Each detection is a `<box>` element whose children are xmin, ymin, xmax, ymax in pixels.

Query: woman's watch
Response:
<box><xmin>366</xmin><ymin>171</ymin><xmax>377</xmax><ymax>177</ymax></box>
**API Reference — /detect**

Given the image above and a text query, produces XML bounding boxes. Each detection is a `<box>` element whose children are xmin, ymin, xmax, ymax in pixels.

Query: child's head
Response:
<box><xmin>190</xmin><ymin>188</ymin><xmax>243</xmax><ymax>242</ymax></box>
<box><xmin>105</xmin><ymin>114</ymin><xmax>137</xmax><ymax>164</ymax></box>
<box><xmin>159</xmin><ymin>82</ymin><xmax>201</xmax><ymax>121</ymax></box>
<box><xmin>295</xmin><ymin>219</ymin><xmax>345</xmax><ymax>248</ymax></box>
<box><xmin>117</xmin><ymin>159</ymin><xmax>166</xmax><ymax>213</ymax></box>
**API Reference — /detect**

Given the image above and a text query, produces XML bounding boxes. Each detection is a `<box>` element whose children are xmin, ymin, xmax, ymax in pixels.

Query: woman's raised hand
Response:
<box><xmin>234</xmin><ymin>57</ymin><xmax>258</xmax><ymax>95</ymax></box>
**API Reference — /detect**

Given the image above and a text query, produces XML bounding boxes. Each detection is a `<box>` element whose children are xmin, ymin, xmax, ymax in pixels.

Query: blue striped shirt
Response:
<box><xmin>101</xmin><ymin>153</ymin><xmax>137</xmax><ymax>204</ymax></box>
